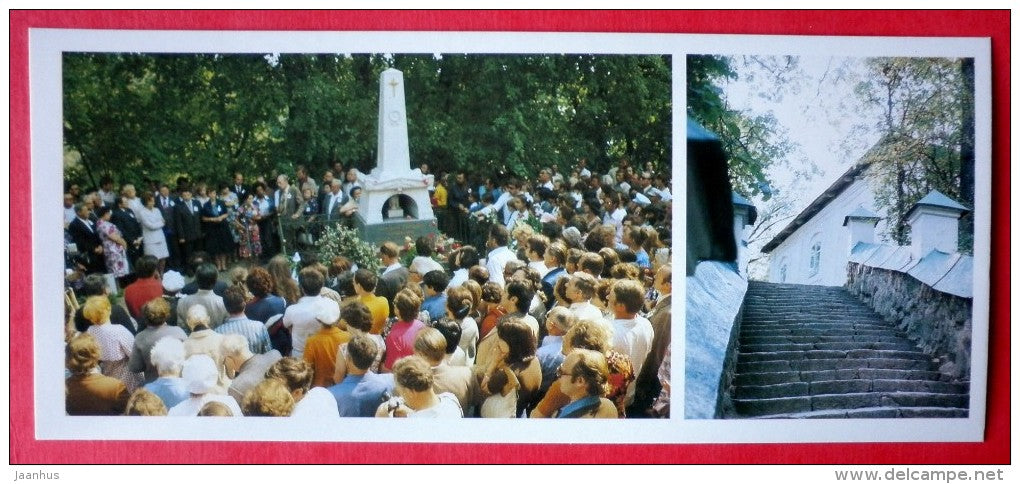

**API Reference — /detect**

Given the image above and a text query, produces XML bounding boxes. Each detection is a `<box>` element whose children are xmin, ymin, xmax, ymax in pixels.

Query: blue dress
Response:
<box><xmin>201</xmin><ymin>200</ymin><xmax>235</xmax><ymax>256</ymax></box>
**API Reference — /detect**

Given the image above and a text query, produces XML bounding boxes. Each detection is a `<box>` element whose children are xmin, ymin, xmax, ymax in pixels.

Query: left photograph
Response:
<box><xmin>59</xmin><ymin>51</ymin><xmax>675</xmax><ymax>423</ymax></box>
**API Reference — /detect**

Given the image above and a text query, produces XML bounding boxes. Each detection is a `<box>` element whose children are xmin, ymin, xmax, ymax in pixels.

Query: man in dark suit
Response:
<box><xmin>274</xmin><ymin>174</ymin><xmax>301</xmax><ymax>217</ymax></box>
<box><xmin>173</xmin><ymin>186</ymin><xmax>204</xmax><ymax>273</ymax></box>
<box><xmin>230</xmin><ymin>172</ymin><xmax>249</xmax><ymax>202</ymax></box>
<box><xmin>110</xmin><ymin>195</ymin><xmax>144</xmax><ymax>269</ymax></box>
<box><xmin>321</xmin><ymin>179</ymin><xmax>347</xmax><ymax>222</ymax></box>
<box><xmin>155</xmin><ymin>184</ymin><xmax>181</xmax><ymax>270</ymax></box>
<box><xmin>317</xmin><ymin>169</ymin><xmax>335</xmax><ymax>211</ymax></box>
<box><xmin>67</xmin><ymin>202</ymin><xmax>105</xmax><ymax>274</ymax></box>
<box><xmin>541</xmin><ymin>241</ymin><xmax>568</xmax><ymax>311</ymax></box>
<box><xmin>274</xmin><ymin>174</ymin><xmax>302</xmax><ymax>251</ymax></box>
<box><xmin>447</xmin><ymin>171</ymin><xmax>471</xmax><ymax>240</ymax></box>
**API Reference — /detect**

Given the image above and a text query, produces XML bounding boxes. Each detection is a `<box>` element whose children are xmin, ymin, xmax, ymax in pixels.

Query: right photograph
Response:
<box><xmin>684</xmin><ymin>54</ymin><xmax>976</xmax><ymax>419</ymax></box>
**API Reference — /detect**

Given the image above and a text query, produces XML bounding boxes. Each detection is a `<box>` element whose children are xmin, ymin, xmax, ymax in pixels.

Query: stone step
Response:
<box><xmin>744</xmin><ymin>304</ymin><xmax>877</xmax><ymax>310</ymax></box>
<box><xmin>745</xmin><ymin>307</ymin><xmax>876</xmax><ymax>313</ymax></box>
<box><xmin>733</xmin><ymin>368</ymin><xmax>951</xmax><ymax>386</ymax></box>
<box><xmin>739</xmin><ymin>327</ymin><xmax>905</xmax><ymax>338</ymax></box>
<box><xmin>740</xmin><ymin>341</ymin><xmax>919</xmax><ymax>353</ymax></box>
<box><xmin>738</xmin><ymin>315</ymin><xmax>889</xmax><ymax>324</ymax></box>
<box><xmin>737</xmin><ymin>349</ymin><xmax>930</xmax><ymax>363</ymax></box>
<box><xmin>733</xmin><ymin>392</ymin><xmax>968</xmax><ymax>417</ymax></box>
<box><xmin>745</xmin><ymin>294</ymin><xmax>857</xmax><ymax>301</ymax></box>
<box><xmin>749</xmin><ymin>407</ymin><xmax>970</xmax><ymax>419</ymax></box>
<box><xmin>741</xmin><ymin>321</ymin><xmax>896</xmax><ymax>331</ymax></box>
<box><xmin>733</xmin><ymin>281</ymin><xmax>965</xmax><ymax>419</ymax></box>
<box><xmin>736</xmin><ymin>357</ymin><xmax>936</xmax><ymax>374</ymax></box>
<box><xmin>734</xmin><ymin>379</ymin><xmax>970</xmax><ymax>399</ymax></box>
<box><xmin>740</xmin><ymin>335</ymin><xmax>917</xmax><ymax>346</ymax></box>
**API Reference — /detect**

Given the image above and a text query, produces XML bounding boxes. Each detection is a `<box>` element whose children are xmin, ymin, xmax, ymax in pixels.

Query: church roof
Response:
<box><xmin>904</xmin><ymin>190</ymin><xmax>970</xmax><ymax>220</ymax></box>
<box><xmin>842</xmin><ymin>205</ymin><xmax>882</xmax><ymax>226</ymax></box>
<box><xmin>761</xmin><ymin>161</ymin><xmax>871</xmax><ymax>253</ymax></box>
<box><xmin>687</xmin><ymin>117</ymin><xmax>722</xmax><ymax>142</ymax></box>
<box><xmin>686</xmin><ymin>117</ymin><xmax>737</xmax><ymax>275</ymax></box>
<box><xmin>732</xmin><ymin>192</ymin><xmax>758</xmax><ymax>226</ymax></box>
<box><xmin>849</xmin><ymin>242</ymin><xmax>973</xmax><ymax>298</ymax></box>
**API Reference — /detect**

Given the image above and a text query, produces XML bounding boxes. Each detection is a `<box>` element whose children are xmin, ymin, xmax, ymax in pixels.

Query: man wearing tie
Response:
<box><xmin>173</xmin><ymin>186</ymin><xmax>204</xmax><ymax>272</ymax></box>
<box><xmin>155</xmin><ymin>184</ymin><xmax>180</xmax><ymax>270</ymax></box>
<box><xmin>68</xmin><ymin>203</ymin><xmax>105</xmax><ymax>275</ymax></box>
<box><xmin>322</xmin><ymin>179</ymin><xmax>346</xmax><ymax>222</ymax></box>
<box><xmin>230</xmin><ymin>173</ymin><xmax>248</xmax><ymax>202</ymax></box>
<box><xmin>274</xmin><ymin>174</ymin><xmax>302</xmax><ymax>251</ymax></box>
<box><xmin>111</xmin><ymin>195</ymin><xmax>144</xmax><ymax>270</ymax></box>
<box><xmin>317</xmin><ymin>170</ymin><xmax>335</xmax><ymax>211</ymax></box>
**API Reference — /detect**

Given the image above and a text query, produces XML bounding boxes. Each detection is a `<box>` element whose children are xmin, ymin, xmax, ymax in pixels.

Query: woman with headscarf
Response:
<box><xmin>167</xmin><ymin>354</ymin><xmax>242</xmax><ymax>416</ymax></box>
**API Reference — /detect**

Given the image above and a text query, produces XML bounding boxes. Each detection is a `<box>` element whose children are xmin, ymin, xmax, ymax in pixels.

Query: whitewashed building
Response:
<box><xmin>760</xmin><ymin>152</ymin><xmax>972</xmax><ymax>288</ymax></box>
<box><xmin>761</xmin><ymin>162</ymin><xmax>890</xmax><ymax>286</ymax></box>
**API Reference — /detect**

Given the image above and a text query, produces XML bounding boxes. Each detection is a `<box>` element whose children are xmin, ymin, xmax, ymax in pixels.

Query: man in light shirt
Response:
<box><xmin>283</xmin><ymin>267</ymin><xmax>340</xmax><ymax>359</ymax></box>
<box><xmin>566</xmin><ymin>272</ymin><xmax>605</xmax><ymax>324</ymax></box>
<box><xmin>474</xmin><ymin>179</ymin><xmax>522</xmax><ymax>226</ymax></box>
<box><xmin>484</xmin><ymin>225</ymin><xmax>517</xmax><ymax>286</ymax></box>
<box><xmin>606</xmin><ymin>279</ymin><xmax>654</xmax><ymax>406</ymax></box>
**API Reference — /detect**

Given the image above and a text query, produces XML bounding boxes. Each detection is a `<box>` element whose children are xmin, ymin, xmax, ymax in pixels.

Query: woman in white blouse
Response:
<box><xmin>137</xmin><ymin>192</ymin><xmax>169</xmax><ymax>273</ymax></box>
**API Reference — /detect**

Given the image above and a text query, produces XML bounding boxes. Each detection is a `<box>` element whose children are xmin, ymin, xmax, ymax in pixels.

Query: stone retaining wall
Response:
<box><xmin>846</xmin><ymin>262</ymin><xmax>972</xmax><ymax>381</ymax></box>
<box><xmin>684</xmin><ymin>261</ymin><xmax>748</xmax><ymax>418</ymax></box>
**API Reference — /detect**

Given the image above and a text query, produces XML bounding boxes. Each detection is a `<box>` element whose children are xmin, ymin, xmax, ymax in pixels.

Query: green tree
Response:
<box><xmin>854</xmin><ymin>57</ymin><xmax>971</xmax><ymax>249</ymax></box>
<box><xmin>686</xmin><ymin>55</ymin><xmax>796</xmax><ymax>197</ymax></box>
<box><xmin>64</xmin><ymin>53</ymin><xmax>672</xmax><ymax>189</ymax></box>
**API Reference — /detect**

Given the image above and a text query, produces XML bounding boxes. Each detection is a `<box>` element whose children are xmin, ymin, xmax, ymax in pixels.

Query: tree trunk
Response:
<box><xmin>958</xmin><ymin>57</ymin><xmax>975</xmax><ymax>253</ymax></box>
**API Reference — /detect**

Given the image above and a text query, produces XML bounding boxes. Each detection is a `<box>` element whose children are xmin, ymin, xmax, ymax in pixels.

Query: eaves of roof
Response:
<box><xmin>761</xmin><ymin>161</ymin><xmax>871</xmax><ymax>254</ymax></box>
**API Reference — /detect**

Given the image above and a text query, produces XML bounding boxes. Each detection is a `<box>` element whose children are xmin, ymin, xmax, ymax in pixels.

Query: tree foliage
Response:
<box><xmin>686</xmin><ymin>55</ymin><xmax>798</xmax><ymax>197</ymax></box>
<box><xmin>63</xmin><ymin>53</ymin><xmax>671</xmax><ymax>188</ymax></box>
<box><xmin>853</xmin><ymin>57</ymin><xmax>973</xmax><ymax>249</ymax></box>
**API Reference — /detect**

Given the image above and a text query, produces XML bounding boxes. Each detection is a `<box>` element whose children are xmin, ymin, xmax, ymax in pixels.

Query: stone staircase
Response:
<box><xmin>729</xmin><ymin>281</ymin><xmax>969</xmax><ymax>418</ymax></box>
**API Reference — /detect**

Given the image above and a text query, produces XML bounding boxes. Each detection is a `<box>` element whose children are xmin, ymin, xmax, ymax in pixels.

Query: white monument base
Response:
<box><xmin>352</xmin><ymin>67</ymin><xmax>440</xmax><ymax>245</ymax></box>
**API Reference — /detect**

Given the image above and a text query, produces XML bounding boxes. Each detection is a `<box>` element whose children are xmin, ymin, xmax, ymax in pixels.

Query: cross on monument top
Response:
<box><xmin>375</xmin><ymin>69</ymin><xmax>411</xmax><ymax>177</ymax></box>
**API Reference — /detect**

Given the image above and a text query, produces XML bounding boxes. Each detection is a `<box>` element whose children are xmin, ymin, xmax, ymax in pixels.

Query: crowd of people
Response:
<box><xmin>63</xmin><ymin>158</ymin><xmax>673</xmax><ymax>420</ymax></box>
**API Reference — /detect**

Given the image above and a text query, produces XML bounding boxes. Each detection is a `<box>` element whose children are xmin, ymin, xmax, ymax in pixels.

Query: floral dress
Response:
<box><xmin>605</xmin><ymin>350</ymin><xmax>635</xmax><ymax>418</ymax></box>
<box><xmin>97</xmin><ymin>219</ymin><xmax>129</xmax><ymax>277</ymax></box>
<box><xmin>225</xmin><ymin>204</ymin><xmax>240</xmax><ymax>244</ymax></box>
<box><xmin>236</xmin><ymin>204</ymin><xmax>262</xmax><ymax>259</ymax></box>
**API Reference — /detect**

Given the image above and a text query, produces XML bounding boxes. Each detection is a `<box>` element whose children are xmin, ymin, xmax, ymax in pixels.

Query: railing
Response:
<box><xmin>271</xmin><ymin>209</ymin><xmax>495</xmax><ymax>256</ymax></box>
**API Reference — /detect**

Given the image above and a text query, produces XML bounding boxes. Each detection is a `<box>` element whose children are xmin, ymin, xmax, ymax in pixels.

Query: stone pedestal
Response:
<box><xmin>354</xmin><ymin>68</ymin><xmax>438</xmax><ymax>245</ymax></box>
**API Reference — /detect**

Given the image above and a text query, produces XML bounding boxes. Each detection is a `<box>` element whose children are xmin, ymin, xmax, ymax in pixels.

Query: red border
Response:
<box><xmin>10</xmin><ymin>10</ymin><xmax>1009</xmax><ymax>464</ymax></box>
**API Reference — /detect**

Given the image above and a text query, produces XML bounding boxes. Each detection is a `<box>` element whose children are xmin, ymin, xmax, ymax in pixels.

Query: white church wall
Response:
<box><xmin>767</xmin><ymin>178</ymin><xmax>888</xmax><ymax>286</ymax></box>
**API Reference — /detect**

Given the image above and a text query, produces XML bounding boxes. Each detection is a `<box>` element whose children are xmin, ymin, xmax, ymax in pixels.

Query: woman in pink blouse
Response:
<box><xmin>382</xmin><ymin>288</ymin><xmax>426</xmax><ymax>372</ymax></box>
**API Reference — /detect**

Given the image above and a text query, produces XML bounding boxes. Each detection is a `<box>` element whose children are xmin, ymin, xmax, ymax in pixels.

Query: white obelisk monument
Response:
<box><xmin>356</xmin><ymin>68</ymin><xmax>438</xmax><ymax>243</ymax></box>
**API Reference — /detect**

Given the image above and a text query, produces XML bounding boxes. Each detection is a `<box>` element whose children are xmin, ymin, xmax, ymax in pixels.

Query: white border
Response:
<box><xmin>31</xmin><ymin>28</ymin><xmax>991</xmax><ymax>443</ymax></box>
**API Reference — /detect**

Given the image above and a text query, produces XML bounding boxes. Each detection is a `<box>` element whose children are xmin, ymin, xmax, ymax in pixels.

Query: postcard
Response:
<box><xmin>15</xmin><ymin>13</ymin><xmax>1001</xmax><ymax>463</ymax></box>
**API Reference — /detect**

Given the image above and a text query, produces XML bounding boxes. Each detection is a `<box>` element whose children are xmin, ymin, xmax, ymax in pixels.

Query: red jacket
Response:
<box><xmin>124</xmin><ymin>277</ymin><xmax>164</xmax><ymax>320</ymax></box>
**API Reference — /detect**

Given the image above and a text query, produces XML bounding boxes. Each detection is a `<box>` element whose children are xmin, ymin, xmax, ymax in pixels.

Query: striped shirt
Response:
<box><xmin>215</xmin><ymin>315</ymin><xmax>273</xmax><ymax>354</ymax></box>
